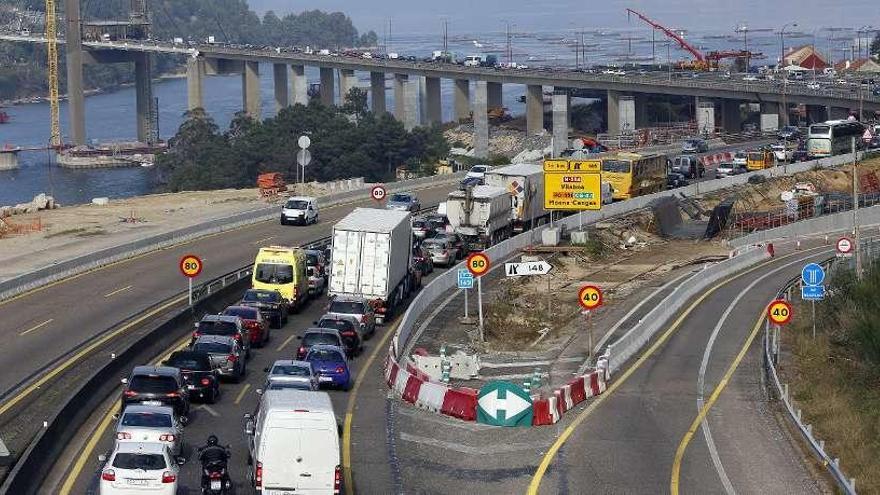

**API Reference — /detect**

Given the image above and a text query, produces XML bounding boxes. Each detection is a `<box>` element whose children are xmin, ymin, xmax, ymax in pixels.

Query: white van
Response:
<box><xmin>244</xmin><ymin>390</ymin><xmax>340</xmax><ymax>494</ymax></box>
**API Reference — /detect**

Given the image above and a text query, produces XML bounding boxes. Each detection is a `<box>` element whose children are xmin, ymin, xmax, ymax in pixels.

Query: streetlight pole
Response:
<box><xmin>780</xmin><ymin>22</ymin><xmax>798</xmax><ymax>68</ymax></box>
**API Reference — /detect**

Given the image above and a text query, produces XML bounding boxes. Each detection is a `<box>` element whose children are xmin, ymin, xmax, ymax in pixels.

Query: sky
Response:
<box><xmin>248</xmin><ymin>0</ymin><xmax>880</xmax><ymax>35</ymax></box>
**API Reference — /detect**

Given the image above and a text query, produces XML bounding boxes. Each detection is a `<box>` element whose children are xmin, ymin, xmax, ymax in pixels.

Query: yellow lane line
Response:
<box><xmin>252</xmin><ymin>236</ymin><xmax>275</xmax><ymax>245</ymax></box>
<box><xmin>19</xmin><ymin>318</ymin><xmax>54</xmax><ymax>336</ymax></box>
<box><xmin>276</xmin><ymin>332</ymin><xmax>300</xmax><ymax>352</ymax></box>
<box><xmin>103</xmin><ymin>285</ymin><xmax>133</xmax><ymax>298</ymax></box>
<box><xmin>670</xmin><ymin>311</ymin><xmax>766</xmax><ymax>495</ymax></box>
<box><xmin>343</xmin><ymin>320</ymin><xmax>400</xmax><ymax>495</ymax></box>
<box><xmin>0</xmin><ymin>295</ymin><xmax>186</xmax><ymax>418</ymax></box>
<box><xmin>234</xmin><ymin>384</ymin><xmax>252</xmax><ymax>405</ymax></box>
<box><xmin>59</xmin><ymin>334</ymin><xmax>191</xmax><ymax>495</ymax></box>
<box><xmin>525</xmin><ymin>245</ymin><xmax>831</xmax><ymax>494</ymax></box>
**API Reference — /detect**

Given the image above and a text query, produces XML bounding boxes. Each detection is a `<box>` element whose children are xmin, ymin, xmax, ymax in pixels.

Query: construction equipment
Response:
<box><xmin>625</xmin><ymin>8</ymin><xmax>761</xmax><ymax>70</ymax></box>
<box><xmin>45</xmin><ymin>0</ymin><xmax>61</xmax><ymax>147</ymax></box>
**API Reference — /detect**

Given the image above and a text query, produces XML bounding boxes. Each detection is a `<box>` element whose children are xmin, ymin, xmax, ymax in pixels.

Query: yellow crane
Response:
<box><xmin>45</xmin><ymin>0</ymin><xmax>61</xmax><ymax>147</ymax></box>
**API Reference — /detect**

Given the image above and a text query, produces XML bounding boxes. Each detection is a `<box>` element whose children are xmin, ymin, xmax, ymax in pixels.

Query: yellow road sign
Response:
<box><xmin>578</xmin><ymin>285</ymin><xmax>603</xmax><ymax>310</ymax></box>
<box><xmin>466</xmin><ymin>252</ymin><xmax>491</xmax><ymax>277</ymax></box>
<box><xmin>569</xmin><ymin>159</ymin><xmax>601</xmax><ymax>173</ymax></box>
<box><xmin>179</xmin><ymin>254</ymin><xmax>203</xmax><ymax>278</ymax></box>
<box><xmin>544</xmin><ymin>172</ymin><xmax>602</xmax><ymax>210</ymax></box>
<box><xmin>767</xmin><ymin>300</ymin><xmax>793</xmax><ymax>325</ymax></box>
<box><xmin>543</xmin><ymin>159</ymin><xmax>570</xmax><ymax>172</ymax></box>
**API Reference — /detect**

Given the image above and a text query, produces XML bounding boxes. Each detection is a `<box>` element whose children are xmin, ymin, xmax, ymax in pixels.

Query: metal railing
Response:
<box><xmin>764</xmin><ymin>256</ymin><xmax>857</xmax><ymax>494</ymax></box>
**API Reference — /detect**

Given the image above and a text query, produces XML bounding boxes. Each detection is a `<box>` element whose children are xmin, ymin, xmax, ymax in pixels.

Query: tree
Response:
<box><xmin>871</xmin><ymin>33</ymin><xmax>880</xmax><ymax>59</ymax></box>
<box><xmin>341</xmin><ymin>88</ymin><xmax>369</xmax><ymax>122</ymax></box>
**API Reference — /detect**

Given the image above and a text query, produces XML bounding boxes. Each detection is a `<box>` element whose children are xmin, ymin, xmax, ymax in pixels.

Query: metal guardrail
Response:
<box><xmin>764</xmin><ymin>256</ymin><xmax>858</xmax><ymax>494</ymax></box>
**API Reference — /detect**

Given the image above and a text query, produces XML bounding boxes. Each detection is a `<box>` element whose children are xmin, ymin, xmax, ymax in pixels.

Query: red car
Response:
<box><xmin>222</xmin><ymin>306</ymin><xmax>269</xmax><ymax>347</ymax></box>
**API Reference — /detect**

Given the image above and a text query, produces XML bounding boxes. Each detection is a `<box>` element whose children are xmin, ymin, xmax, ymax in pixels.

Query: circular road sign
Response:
<box><xmin>767</xmin><ymin>299</ymin><xmax>793</xmax><ymax>326</ymax></box>
<box><xmin>298</xmin><ymin>135</ymin><xmax>311</xmax><ymax>149</ymax></box>
<box><xmin>836</xmin><ymin>237</ymin><xmax>853</xmax><ymax>254</ymax></box>
<box><xmin>466</xmin><ymin>252</ymin><xmax>491</xmax><ymax>277</ymax></box>
<box><xmin>179</xmin><ymin>254</ymin><xmax>203</xmax><ymax>278</ymax></box>
<box><xmin>297</xmin><ymin>149</ymin><xmax>312</xmax><ymax>167</ymax></box>
<box><xmin>370</xmin><ymin>185</ymin><xmax>387</xmax><ymax>202</ymax></box>
<box><xmin>578</xmin><ymin>285</ymin><xmax>603</xmax><ymax>310</ymax></box>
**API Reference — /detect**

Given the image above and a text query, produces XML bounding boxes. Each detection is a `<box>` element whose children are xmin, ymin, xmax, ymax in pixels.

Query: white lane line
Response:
<box><xmin>252</xmin><ymin>236</ymin><xmax>276</xmax><ymax>245</ymax></box>
<box><xmin>19</xmin><ymin>318</ymin><xmax>54</xmax><ymax>336</ymax></box>
<box><xmin>198</xmin><ymin>405</ymin><xmax>220</xmax><ymax>417</ymax></box>
<box><xmin>0</xmin><ymin>437</ymin><xmax>9</xmax><ymax>456</ymax></box>
<box><xmin>103</xmin><ymin>285</ymin><xmax>133</xmax><ymax>298</ymax></box>
<box><xmin>399</xmin><ymin>432</ymin><xmax>548</xmax><ymax>455</ymax></box>
<box><xmin>697</xmin><ymin>252</ymin><xmax>823</xmax><ymax>495</ymax></box>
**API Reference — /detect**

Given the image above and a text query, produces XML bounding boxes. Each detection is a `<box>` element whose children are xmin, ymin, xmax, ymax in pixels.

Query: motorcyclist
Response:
<box><xmin>198</xmin><ymin>435</ymin><xmax>231</xmax><ymax>491</ymax></box>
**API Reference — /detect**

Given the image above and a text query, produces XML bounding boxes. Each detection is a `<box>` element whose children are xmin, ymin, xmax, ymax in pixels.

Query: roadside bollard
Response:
<box><xmin>440</xmin><ymin>345</ymin><xmax>450</xmax><ymax>384</ymax></box>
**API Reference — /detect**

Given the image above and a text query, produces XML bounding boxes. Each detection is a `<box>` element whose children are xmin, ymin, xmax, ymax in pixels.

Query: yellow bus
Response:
<box><xmin>746</xmin><ymin>149</ymin><xmax>774</xmax><ymax>171</ymax></box>
<box><xmin>252</xmin><ymin>246</ymin><xmax>310</xmax><ymax>311</ymax></box>
<box><xmin>601</xmin><ymin>152</ymin><xmax>667</xmax><ymax>200</ymax></box>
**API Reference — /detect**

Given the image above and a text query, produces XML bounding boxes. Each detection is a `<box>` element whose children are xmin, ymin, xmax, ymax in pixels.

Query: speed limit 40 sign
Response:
<box><xmin>767</xmin><ymin>299</ymin><xmax>793</xmax><ymax>326</ymax></box>
<box><xmin>578</xmin><ymin>285</ymin><xmax>603</xmax><ymax>310</ymax></box>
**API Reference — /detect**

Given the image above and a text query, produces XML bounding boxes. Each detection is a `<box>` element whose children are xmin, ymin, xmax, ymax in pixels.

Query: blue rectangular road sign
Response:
<box><xmin>801</xmin><ymin>285</ymin><xmax>825</xmax><ymax>301</ymax></box>
<box><xmin>458</xmin><ymin>269</ymin><xmax>474</xmax><ymax>289</ymax></box>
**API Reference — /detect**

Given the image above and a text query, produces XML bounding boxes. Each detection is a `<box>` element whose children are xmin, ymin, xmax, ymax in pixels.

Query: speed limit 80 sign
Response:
<box><xmin>466</xmin><ymin>252</ymin><xmax>491</xmax><ymax>277</ymax></box>
<box><xmin>179</xmin><ymin>254</ymin><xmax>203</xmax><ymax>278</ymax></box>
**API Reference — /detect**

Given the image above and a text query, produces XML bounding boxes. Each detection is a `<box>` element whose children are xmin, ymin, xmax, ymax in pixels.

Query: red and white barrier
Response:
<box><xmin>415</xmin><ymin>381</ymin><xmax>448</xmax><ymax>412</ymax></box>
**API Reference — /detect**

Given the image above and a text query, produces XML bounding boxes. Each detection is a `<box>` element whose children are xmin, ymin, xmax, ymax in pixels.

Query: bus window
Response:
<box><xmin>602</xmin><ymin>160</ymin><xmax>631</xmax><ymax>173</ymax></box>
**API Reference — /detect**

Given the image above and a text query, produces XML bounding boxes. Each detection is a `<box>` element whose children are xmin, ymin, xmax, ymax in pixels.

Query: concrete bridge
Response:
<box><xmin>4</xmin><ymin>22</ymin><xmax>879</xmax><ymax>157</ymax></box>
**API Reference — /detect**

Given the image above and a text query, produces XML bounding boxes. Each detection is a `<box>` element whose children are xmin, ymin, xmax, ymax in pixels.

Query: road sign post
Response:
<box><xmin>457</xmin><ymin>269</ymin><xmax>474</xmax><ymax>323</ymax></box>
<box><xmin>179</xmin><ymin>254</ymin><xmax>203</xmax><ymax>306</ymax></box>
<box><xmin>466</xmin><ymin>253</ymin><xmax>491</xmax><ymax>342</ymax></box>
<box><xmin>800</xmin><ymin>263</ymin><xmax>825</xmax><ymax>339</ymax></box>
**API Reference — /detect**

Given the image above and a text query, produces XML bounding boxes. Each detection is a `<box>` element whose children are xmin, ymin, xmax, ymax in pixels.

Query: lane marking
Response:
<box><xmin>671</xmin><ymin>310</ymin><xmax>766</xmax><ymax>495</ymax></box>
<box><xmin>103</xmin><ymin>285</ymin><xmax>132</xmax><ymax>298</ymax></box>
<box><xmin>252</xmin><ymin>236</ymin><xmax>275</xmax><ymax>245</ymax></box>
<box><xmin>234</xmin><ymin>384</ymin><xmax>251</xmax><ymax>405</ymax></box>
<box><xmin>59</xmin><ymin>335</ymin><xmax>191</xmax><ymax>495</ymax></box>
<box><xmin>199</xmin><ymin>404</ymin><xmax>220</xmax><ymax>417</ymax></box>
<box><xmin>694</xmin><ymin>253</ymin><xmax>821</xmax><ymax>495</ymax></box>
<box><xmin>343</xmin><ymin>320</ymin><xmax>400</xmax><ymax>495</ymax></box>
<box><xmin>19</xmin><ymin>318</ymin><xmax>54</xmax><ymax>336</ymax></box>
<box><xmin>0</xmin><ymin>295</ymin><xmax>187</xmax><ymax>418</ymax></box>
<box><xmin>526</xmin><ymin>243</ymin><xmax>836</xmax><ymax>494</ymax></box>
<box><xmin>276</xmin><ymin>332</ymin><xmax>298</xmax><ymax>352</ymax></box>
<box><xmin>399</xmin><ymin>431</ymin><xmax>551</xmax><ymax>455</ymax></box>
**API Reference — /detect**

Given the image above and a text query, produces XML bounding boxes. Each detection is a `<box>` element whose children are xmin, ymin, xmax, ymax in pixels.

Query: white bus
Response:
<box><xmin>807</xmin><ymin>120</ymin><xmax>865</xmax><ymax>157</ymax></box>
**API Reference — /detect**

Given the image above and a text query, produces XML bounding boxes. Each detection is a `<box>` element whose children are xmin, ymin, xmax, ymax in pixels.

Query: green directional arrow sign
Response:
<box><xmin>477</xmin><ymin>381</ymin><xmax>533</xmax><ymax>427</ymax></box>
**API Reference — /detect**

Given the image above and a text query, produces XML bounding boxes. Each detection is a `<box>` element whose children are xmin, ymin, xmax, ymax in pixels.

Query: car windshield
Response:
<box><xmin>255</xmin><ymin>263</ymin><xmax>294</xmax><ymax>284</ymax></box>
<box><xmin>198</xmin><ymin>320</ymin><xmax>237</xmax><ymax>335</ymax></box>
<box><xmin>735</xmin><ymin>152</ymin><xmax>747</xmax><ymax>159</ymax></box>
<box><xmin>422</xmin><ymin>239</ymin><xmax>446</xmax><ymax>248</ymax></box>
<box><xmin>319</xmin><ymin>319</ymin><xmax>356</xmax><ymax>333</ymax></box>
<box><xmin>271</xmin><ymin>364</ymin><xmax>311</xmax><ymax>377</ymax></box>
<box><xmin>306</xmin><ymin>253</ymin><xmax>319</xmax><ymax>266</ymax></box>
<box><xmin>307</xmin><ymin>349</ymin><xmax>344</xmax><ymax>362</ymax></box>
<box><xmin>223</xmin><ymin>307</ymin><xmax>258</xmax><ymax>320</ymax></box>
<box><xmin>122</xmin><ymin>412</ymin><xmax>173</xmax><ymax>428</ymax></box>
<box><xmin>390</xmin><ymin>194</ymin><xmax>411</xmax><ymax>202</ymax></box>
<box><xmin>718</xmin><ymin>163</ymin><xmax>734</xmax><ymax>170</ymax></box>
<box><xmin>286</xmin><ymin>200</ymin><xmax>308</xmax><ymax>209</ymax></box>
<box><xmin>193</xmin><ymin>342</ymin><xmax>232</xmax><ymax>354</ymax></box>
<box><xmin>471</xmin><ymin>166</ymin><xmax>487</xmax><ymax>173</ymax></box>
<box><xmin>129</xmin><ymin>375</ymin><xmax>178</xmax><ymax>394</ymax></box>
<box><xmin>166</xmin><ymin>353</ymin><xmax>211</xmax><ymax>371</ymax></box>
<box><xmin>302</xmin><ymin>333</ymin><xmax>341</xmax><ymax>346</ymax></box>
<box><xmin>602</xmin><ymin>160</ymin><xmax>631</xmax><ymax>173</ymax></box>
<box><xmin>112</xmin><ymin>453</ymin><xmax>167</xmax><ymax>470</ymax></box>
<box><xmin>268</xmin><ymin>382</ymin><xmax>312</xmax><ymax>391</ymax></box>
<box><xmin>810</xmin><ymin>125</ymin><xmax>831</xmax><ymax>135</ymax></box>
<box><xmin>412</xmin><ymin>220</ymin><xmax>427</xmax><ymax>228</ymax></box>
<box><xmin>329</xmin><ymin>301</ymin><xmax>364</xmax><ymax>315</ymax></box>
<box><xmin>242</xmin><ymin>290</ymin><xmax>280</xmax><ymax>303</ymax></box>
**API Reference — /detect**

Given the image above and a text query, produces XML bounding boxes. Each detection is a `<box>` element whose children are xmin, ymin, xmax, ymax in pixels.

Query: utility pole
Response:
<box><xmin>443</xmin><ymin>18</ymin><xmax>448</xmax><ymax>53</ymax></box>
<box><xmin>853</xmin><ymin>137</ymin><xmax>863</xmax><ymax>279</ymax></box>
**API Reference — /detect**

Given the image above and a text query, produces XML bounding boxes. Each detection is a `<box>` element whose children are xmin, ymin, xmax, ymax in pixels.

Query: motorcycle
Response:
<box><xmin>199</xmin><ymin>447</ymin><xmax>232</xmax><ymax>495</ymax></box>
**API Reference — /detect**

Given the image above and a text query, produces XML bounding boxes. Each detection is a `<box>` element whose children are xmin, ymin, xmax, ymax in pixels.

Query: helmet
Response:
<box><xmin>207</xmin><ymin>435</ymin><xmax>218</xmax><ymax>446</ymax></box>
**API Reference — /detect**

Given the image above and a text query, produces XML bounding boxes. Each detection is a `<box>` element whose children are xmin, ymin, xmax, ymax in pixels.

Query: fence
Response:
<box><xmin>0</xmin><ymin>172</ymin><xmax>465</xmax><ymax>303</ymax></box>
<box><xmin>763</xmin><ymin>257</ymin><xmax>858</xmax><ymax>494</ymax></box>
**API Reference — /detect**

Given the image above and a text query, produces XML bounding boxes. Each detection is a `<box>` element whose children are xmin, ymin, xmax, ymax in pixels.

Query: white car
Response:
<box><xmin>807</xmin><ymin>81</ymin><xmax>821</xmax><ymax>90</ymax></box>
<box><xmin>465</xmin><ymin>164</ymin><xmax>492</xmax><ymax>182</ymax></box>
<box><xmin>114</xmin><ymin>405</ymin><xmax>183</xmax><ymax>456</ymax></box>
<box><xmin>742</xmin><ymin>75</ymin><xmax>758</xmax><ymax>82</ymax></box>
<box><xmin>99</xmin><ymin>442</ymin><xmax>183</xmax><ymax>495</ymax></box>
<box><xmin>281</xmin><ymin>196</ymin><xmax>319</xmax><ymax>225</ymax></box>
<box><xmin>771</xmin><ymin>144</ymin><xmax>793</xmax><ymax>162</ymax></box>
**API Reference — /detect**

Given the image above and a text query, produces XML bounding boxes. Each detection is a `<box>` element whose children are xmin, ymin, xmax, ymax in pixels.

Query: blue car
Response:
<box><xmin>305</xmin><ymin>344</ymin><xmax>352</xmax><ymax>390</ymax></box>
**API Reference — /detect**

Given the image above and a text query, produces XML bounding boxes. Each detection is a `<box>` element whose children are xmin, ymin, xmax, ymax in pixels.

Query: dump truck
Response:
<box><xmin>446</xmin><ymin>185</ymin><xmax>512</xmax><ymax>251</ymax></box>
<box><xmin>328</xmin><ymin>208</ymin><xmax>415</xmax><ymax>324</ymax></box>
<box><xmin>483</xmin><ymin>163</ymin><xmax>547</xmax><ymax>234</ymax></box>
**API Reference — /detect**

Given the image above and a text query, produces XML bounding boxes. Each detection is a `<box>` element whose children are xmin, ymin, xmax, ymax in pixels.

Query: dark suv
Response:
<box><xmin>163</xmin><ymin>350</ymin><xmax>220</xmax><ymax>403</ymax></box>
<box><xmin>121</xmin><ymin>366</ymin><xmax>190</xmax><ymax>420</ymax></box>
<box><xmin>239</xmin><ymin>288</ymin><xmax>289</xmax><ymax>329</ymax></box>
<box><xmin>192</xmin><ymin>314</ymin><xmax>251</xmax><ymax>357</ymax></box>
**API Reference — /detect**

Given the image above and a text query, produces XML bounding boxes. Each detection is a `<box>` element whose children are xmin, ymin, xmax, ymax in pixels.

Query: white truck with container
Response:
<box><xmin>446</xmin><ymin>185</ymin><xmax>512</xmax><ymax>250</ymax></box>
<box><xmin>328</xmin><ymin>208</ymin><xmax>414</xmax><ymax>324</ymax></box>
<box><xmin>483</xmin><ymin>163</ymin><xmax>547</xmax><ymax>234</ymax></box>
<box><xmin>244</xmin><ymin>389</ymin><xmax>341</xmax><ymax>494</ymax></box>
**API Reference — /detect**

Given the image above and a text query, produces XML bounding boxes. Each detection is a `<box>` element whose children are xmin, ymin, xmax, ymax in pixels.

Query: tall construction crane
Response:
<box><xmin>45</xmin><ymin>0</ymin><xmax>61</xmax><ymax>147</ymax></box>
<box><xmin>625</xmin><ymin>8</ymin><xmax>761</xmax><ymax>70</ymax></box>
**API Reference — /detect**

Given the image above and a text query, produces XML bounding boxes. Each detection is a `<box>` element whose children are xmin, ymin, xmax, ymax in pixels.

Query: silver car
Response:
<box><xmin>326</xmin><ymin>296</ymin><xmax>376</xmax><ymax>337</ymax></box>
<box><xmin>115</xmin><ymin>405</ymin><xmax>183</xmax><ymax>456</ymax></box>
<box><xmin>422</xmin><ymin>238</ymin><xmax>454</xmax><ymax>267</ymax></box>
<box><xmin>192</xmin><ymin>335</ymin><xmax>246</xmax><ymax>382</ymax></box>
<box><xmin>385</xmin><ymin>192</ymin><xmax>421</xmax><ymax>212</ymax></box>
<box><xmin>260</xmin><ymin>360</ymin><xmax>319</xmax><ymax>392</ymax></box>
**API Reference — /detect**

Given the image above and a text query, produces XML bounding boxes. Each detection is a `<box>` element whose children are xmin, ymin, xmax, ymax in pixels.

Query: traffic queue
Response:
<box><xmin>97</xmin><ymin>197</ymin><xmax>431</xmax><ymax>495</ymax></box>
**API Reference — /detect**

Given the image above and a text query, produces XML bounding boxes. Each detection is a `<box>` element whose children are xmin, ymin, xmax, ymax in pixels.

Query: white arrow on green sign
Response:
<box><xmin>477</xmin><ymin>381</ymin><xmax>533</xmax><ymax>427</ymax></box>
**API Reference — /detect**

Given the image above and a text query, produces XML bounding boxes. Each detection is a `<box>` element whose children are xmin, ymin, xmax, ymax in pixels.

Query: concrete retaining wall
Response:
<box><xmin>728</xmin><ymin>204</ymin><xmax>880</xmax><ymax>248</ymax></box>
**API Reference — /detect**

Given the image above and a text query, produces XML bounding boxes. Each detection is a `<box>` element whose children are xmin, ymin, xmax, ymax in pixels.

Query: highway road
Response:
<box><xmin>527</xmin><ymin>238</ymin><xmax>843</xmax><ymax>494</ymax></box>
<box><xmin>0</xmin><ymin>180</ymin><xmax>457</xmax><ymax>475</ymax></box>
